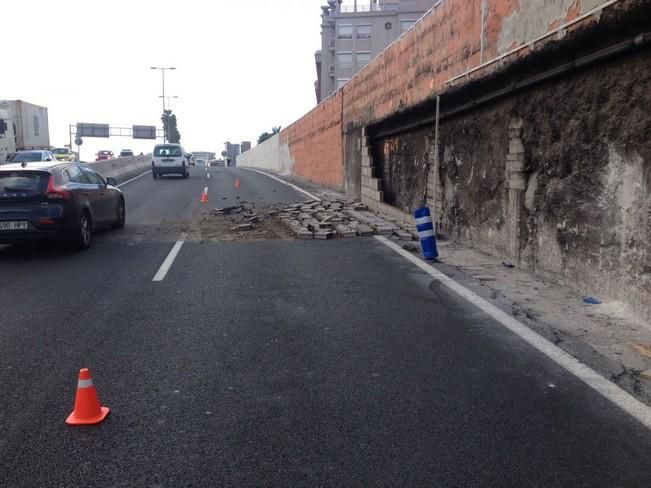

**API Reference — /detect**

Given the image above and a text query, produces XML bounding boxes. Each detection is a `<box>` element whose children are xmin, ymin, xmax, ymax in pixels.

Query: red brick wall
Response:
<box><xmin>277</xmin><ymin>0</ymin><xmax>624</xmax><ymax>190</ymax></box>
<box><xmin>281</xmin><ymin>91</ymin><xmax>344</xmax><ymax>189</ymax></box>
<box><xmin>344</xmin><ymin>0</ymin><xmax>482</xmax><ymax>125</ymax></box>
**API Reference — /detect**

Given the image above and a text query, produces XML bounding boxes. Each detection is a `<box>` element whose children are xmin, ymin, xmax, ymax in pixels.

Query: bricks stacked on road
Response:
<box><xmin>278</xmin><ymin>200</ymin><xmax>418</xmax><ymax>241</ymax></box>
<box><xmin>206</xmin><ymin>199</ymin><xmax>420</xmax><ymax>242</ymax></box>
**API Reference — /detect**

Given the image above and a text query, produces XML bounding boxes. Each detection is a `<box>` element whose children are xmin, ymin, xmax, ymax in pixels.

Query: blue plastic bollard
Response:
<box><xmin>414</xmin><ymin>206</ymin><xmax>438</xmax><ymax>260</ymax></box>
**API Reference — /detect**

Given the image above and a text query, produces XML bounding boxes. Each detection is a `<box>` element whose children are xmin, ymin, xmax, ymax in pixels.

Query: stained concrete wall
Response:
<box><xmin>425</xmin><ymin>49</ymin><xmax>651</xmax><ymax>320</ymax></box>
<box><xmin>372</xmin><ymin>130</ymin><xmax>432</xmax><ymax>212</ymax></box>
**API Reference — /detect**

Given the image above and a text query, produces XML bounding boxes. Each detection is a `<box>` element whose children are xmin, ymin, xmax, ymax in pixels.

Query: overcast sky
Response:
<box><xmin>3</xmin><ymin>0</ymin><xmax>331</xmax><ymax>158</ymax></box>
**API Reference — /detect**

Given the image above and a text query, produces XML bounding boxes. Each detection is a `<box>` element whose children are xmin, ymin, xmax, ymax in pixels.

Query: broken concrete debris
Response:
<box><xmin>278</xmin><ymin>199</ymin><xmax>416</xmax><ymax>240</ymax></box>
<box><xmin>403</xmin><ymin>243</ymin><xmax>419</xmax><ymax>253</ymax></box>
<box><xmin>394</xmin><ymin>230</ymin><xmax>414</xmax><ymax>241</ymax></box>
<box><xmin>233</xmin><ymin>223</ymin><xmax>253</xmax><ymax>231</ymax></box>
<box><xmin>213</xmin><ymin>205</ymin><xmax>244</xmax><ymax>215</ymax></box>
<box><xmin>314</xmin><ymin>230</ymin><xmax>335</xmax><ymax>240</ymax></box>
<box><xmin>297</xmin><ymin>228</ymin><xmax>314</xmax><ymax>240</ymax></box>
<box><xmin>336</xmin><ymin>224</ymin><xmax>356</xmax><ymax>238</ymax></box>
<box><xmin>473</xmin><ymin>275</ymin><xmax>497</xmax><ymax>282</ymax></box>
<box><xmin>206</xmin><ymin>197</ymin><xmax>417</xmax><ymax>242</ymax></box>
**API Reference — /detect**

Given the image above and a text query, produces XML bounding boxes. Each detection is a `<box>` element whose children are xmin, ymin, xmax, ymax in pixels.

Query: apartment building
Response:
<box><xmin>225</xmin><ymin>142</ymin><xmax>241</xmax><ymax>166</ymax></box>
<box><xmin>315</xmin><ymin>0</ymin><xmax>436</xmax><ymax>103</ymax></box>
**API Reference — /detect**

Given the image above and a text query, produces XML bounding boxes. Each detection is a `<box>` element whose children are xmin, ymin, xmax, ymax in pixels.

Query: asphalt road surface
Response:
<box><xmin>1</xmin><ymin>166</ymin><xmax>651</xmax><ymax>487</ymax></box>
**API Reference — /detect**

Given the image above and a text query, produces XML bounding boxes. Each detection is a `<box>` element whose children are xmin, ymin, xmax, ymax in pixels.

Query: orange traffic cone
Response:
<box><xmin>200</xmin><ymin>187</ymin><xmax>209</xmax><ymax>204</ymax></box>
<box><xmin>234</xmin><ymin>178</ymin><xmax>241</xmax><ymax>189</ymax></box>
<box><xmin>66</xmin><ymin>368</ymin><xmax>110</xmax><ymax>425</ymax></box>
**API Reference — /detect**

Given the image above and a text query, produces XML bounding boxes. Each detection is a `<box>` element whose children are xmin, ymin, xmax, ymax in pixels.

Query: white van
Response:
<box><xmin>152</xmin><ymin>143</ymin><xmax>190</xmax><ymax>179</ymax></box>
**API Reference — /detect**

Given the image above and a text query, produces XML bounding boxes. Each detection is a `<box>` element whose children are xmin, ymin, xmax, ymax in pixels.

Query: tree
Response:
<box><xmin>161</xmin><ymin>110</ymin><xmax>181</xmax><ymax>144</ymax></box>
<box><xmin>257</xmin><ymin>126</ymin><xmax>281</xmax><ymax>144</ymax></box>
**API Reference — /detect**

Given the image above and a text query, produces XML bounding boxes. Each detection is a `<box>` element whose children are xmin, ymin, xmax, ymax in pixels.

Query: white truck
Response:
<box><xmin>0</xmin><ymin>100</ymin><xmax>50</xmax><ymax>163</ymax></box>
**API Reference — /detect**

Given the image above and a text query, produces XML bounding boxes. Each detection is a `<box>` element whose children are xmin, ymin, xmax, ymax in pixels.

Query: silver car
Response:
<box><xmin>5</xmin><ymin>150</ymin><xmax>56</xmax><ymax>164</ymax></box>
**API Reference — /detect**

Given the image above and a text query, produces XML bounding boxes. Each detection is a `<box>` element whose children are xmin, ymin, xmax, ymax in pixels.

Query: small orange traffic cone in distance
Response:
<box><xmin>200</xmin><ymin>187</ymin><xmax>209</xmax><ymax>204</ymax></box>
<box><xmin>234</xmin><ymin>178</ymin><xmax>240</xmax><ymax>189</ymax></box>
<box><xmin>66</xmin><ymin>368</ymin><xmax>110</xmax><ymax>426</ymax></box>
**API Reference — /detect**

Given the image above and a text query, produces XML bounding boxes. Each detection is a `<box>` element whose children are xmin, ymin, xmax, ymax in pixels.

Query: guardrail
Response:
<box><xmin>338</xmin><ymin>3</ymin><xmax>398</xmax><ymax>13</ymax></box>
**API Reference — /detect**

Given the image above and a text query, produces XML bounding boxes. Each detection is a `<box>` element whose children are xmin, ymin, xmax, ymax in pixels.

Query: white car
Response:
<box><xmin>6</xmin><ymin>150</ymin><xmax>56</xmax><ymax>164</ymax></box>
<box><xmin>152</xmin><ymin>143</ymin><xmax>190</xmax><ymax>179</ymax></box>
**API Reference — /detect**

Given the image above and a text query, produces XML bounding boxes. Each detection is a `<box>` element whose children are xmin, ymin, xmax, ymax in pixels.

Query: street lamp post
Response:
<box><xmin>159</xmin><ymin>95</ymin><xmax>180</xmax><ymax>112</ymax></box>
<box><xmin>150</xmin><ymin>66</ymin><xmax>176</xmax><ymax>142</ymax></box>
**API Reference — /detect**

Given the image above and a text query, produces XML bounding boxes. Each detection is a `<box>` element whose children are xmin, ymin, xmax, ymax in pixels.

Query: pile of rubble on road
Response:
<box><xmin>277</xmin><ymin>199</ymin><xmax>418</xmax><ymax>241</ymax></box>
<box><xmin>212</xmin><ymin>201</ymin><xmax>263</xmax><ymax>232</ymax></box>
<box><xmin>195</xmin><ymin>199</ymin><xmax>291</xmax><ymax>240</ymax></box>
<box><xmin>199</xmin><ymin>198</ymin><xmax>420</xmax><ymax>243</ymax></box>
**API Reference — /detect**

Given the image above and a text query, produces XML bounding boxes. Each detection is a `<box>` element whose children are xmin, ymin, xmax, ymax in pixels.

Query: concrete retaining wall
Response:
<box><xmin>239</xmin><ymin>0</ymin><xmax>641</xmax><ymax>191</ymax></box>
<box><xmin>237</xmin><ymin>135</ymin><xmax>294</xmax><ymax>175</ymax></box>
<box><xmin>238</xmin><ymin>0</ymin><xmax>651</xmax><ymax>319</ymax></box>
<box><xmin>87</xmin><ymin>154</ymin><xmax>151</xmax><ymax>183</ymax></box>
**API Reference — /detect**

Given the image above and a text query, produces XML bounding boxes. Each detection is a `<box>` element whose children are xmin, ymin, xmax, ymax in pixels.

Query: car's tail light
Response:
<box><xmin>45</xmin><ymin>175</ymin><xmax>72</xmax><ymax>200</ymax></box>
<box><xmin>36</xmin><ymin>217</ymin><xmax>56</xmax><ymax>225</ymax></box>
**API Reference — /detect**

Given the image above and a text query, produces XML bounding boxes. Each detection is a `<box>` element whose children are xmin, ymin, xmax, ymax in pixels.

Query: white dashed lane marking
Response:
<box><xmin>152</xmin><ymin>233</ymin><xmax>187</xmax><ymax>282</ymax></box>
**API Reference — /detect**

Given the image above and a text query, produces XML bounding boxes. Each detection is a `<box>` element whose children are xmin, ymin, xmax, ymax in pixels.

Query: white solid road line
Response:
<box><xmin>375</xmin><ymin>235</ymin><xmax>651</xmax><ymax>431</ymax></box>
<box><xmin>240</xmin><ymin>168</ymin><xmax>321</xmax><ymax>201</ymax></box>
<box><xmin>117</xmin><ymin>170</ymin><xmax>152</xmax><ymax>188</ymax></box>
<box><xmin>152</xmin><ymin>233</ymin><xmax>187</xmax><ymax>282</ymax></box>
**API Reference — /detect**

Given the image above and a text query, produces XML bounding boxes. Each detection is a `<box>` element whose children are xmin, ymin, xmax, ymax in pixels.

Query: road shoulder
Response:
<box><xmin>247</xmin><ymin>167</ymin><xmax>651</xmax><ymax>407</ymax></box>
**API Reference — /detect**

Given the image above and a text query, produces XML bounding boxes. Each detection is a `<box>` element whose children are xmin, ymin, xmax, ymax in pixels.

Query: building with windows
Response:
<box><xmin>225</xmin><ymin>142</ymin><xmax>241</xmax><ymax>166</ymax></box>
<box><xmin>315</xmin><ymin>0</ymin><xmax>436</xmax><ymax>103</ymax></box>
<box><xmin>192</xmin><ymin>151</ymin><xmax>216</xmax><ymax>162</ymax></box>
<box><xmin>241</xmin><ymin>141</ymin><xmax>252</xmax><ymax>153</ymax></box>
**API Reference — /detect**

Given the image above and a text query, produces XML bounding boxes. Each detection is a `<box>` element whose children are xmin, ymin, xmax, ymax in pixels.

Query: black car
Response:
<box><xmin>0</xmin><ymin>161</ymin><xmax>125</xmax><ymax>249</ymax></box>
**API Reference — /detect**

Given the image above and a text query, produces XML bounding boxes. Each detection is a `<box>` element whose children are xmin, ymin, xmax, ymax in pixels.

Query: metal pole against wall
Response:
<box><xmin>430</xmin><ymin>95</ymin><xmax>441</xmax><ymax>222</ymax></box>
<box><xmin>434</xmin><ymin>95</ymin><xmax>440</xmax><ymax>161</ymax></box>
<box><xmin>480</xmin><ymin>0</ymin><xmax>486</xmax><ymax>63</ymax></box>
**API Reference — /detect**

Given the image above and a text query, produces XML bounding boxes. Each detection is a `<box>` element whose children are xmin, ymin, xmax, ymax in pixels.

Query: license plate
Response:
<box><xmin>0</xmin><ymin>221</ymin><xmax>29</xmax><ymax>231</ymax></box>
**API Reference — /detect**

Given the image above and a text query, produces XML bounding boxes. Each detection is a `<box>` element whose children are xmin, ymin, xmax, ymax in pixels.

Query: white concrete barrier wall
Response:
<box><xmin>237</xmin><ymin>134</ymin><xmax>294</xmax><ymax>175</ymax></box>
<box><xmin>87</xmin><ymin>154</ymin><xmax>152</xmax><ymax>183</ymax></box>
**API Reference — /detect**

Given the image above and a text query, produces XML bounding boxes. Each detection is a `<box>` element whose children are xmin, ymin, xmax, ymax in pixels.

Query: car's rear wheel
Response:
<box><xmin>112</xmin><ymin>198</ymin><xmax>126</xmax><ymax>230</ymax></box>
<box><xmin>71</xmin><ymin>211</ymin><xmax>92</xmax><ymax>250</ymax></box>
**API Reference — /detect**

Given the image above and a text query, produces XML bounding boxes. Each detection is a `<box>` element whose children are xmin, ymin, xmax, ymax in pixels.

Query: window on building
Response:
<box><xmin>338</xmin><ymin>52</ymin><xmax>353</xmax><ymax>69</ymax></box>
<box><xmin>337</xmin><ymin>79</ymin><xmax>350</xmax><ymax>90</ymax></box>
<box><xmin>337</xmin><ymin>24</ymin><xmax>353</xmax><ymax>39</ymax></box>
<box><xmin>356</xmin><ymin>24</ymin><xmax>372</xmax><ymax>39</ymax></box>
<box><xmin>400</xmin><ymin>19</ymin><xmax>417</xmax><ymax>32</ymax></box>
<box><xmin>356</xmin><ymin>51</ymin><xmax>372</xmax><ymax>69</ymax></box>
